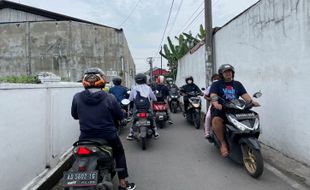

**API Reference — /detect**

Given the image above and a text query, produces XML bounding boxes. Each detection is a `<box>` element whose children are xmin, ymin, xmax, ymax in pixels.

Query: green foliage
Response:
<box><xmin>160</xmin><ymin>24</ymin><xmax>206</xmax><ymax>79</ymax></box>
<box><xmin>0</xmin><ymin>75</ymin><xmax>38</xmax><ymax>83</ymax></box>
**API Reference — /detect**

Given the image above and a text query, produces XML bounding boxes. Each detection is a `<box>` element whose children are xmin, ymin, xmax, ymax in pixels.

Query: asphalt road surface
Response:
<box><xmin>54</xmin><ymin>112</ymin><xmax>297</xmax><ymax>190</ymax></box>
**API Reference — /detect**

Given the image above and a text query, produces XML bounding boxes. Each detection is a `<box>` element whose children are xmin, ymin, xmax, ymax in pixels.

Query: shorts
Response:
<box><xmin>211</xmin><ymin>106</ymin><xmax>226</xmax><ymax>121</ymax></box>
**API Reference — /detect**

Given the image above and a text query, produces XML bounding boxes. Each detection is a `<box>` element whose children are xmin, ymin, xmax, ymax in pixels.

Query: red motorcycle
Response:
<box><xmin>152</xmin><ymin>99</ymin><xmax>169</xmax><ymax>129</ymax></box>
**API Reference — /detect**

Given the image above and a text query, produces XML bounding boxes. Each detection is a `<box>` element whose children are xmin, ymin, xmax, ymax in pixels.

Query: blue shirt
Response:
<box><xmin>109</xmin><ymin>85</ymin><xmax>128</xmax><ymax>103</ymax></box>
<box><xmin>209</xmin><ymin>80</ymin><xmax>247</xmax><ymax>104</ymax></box>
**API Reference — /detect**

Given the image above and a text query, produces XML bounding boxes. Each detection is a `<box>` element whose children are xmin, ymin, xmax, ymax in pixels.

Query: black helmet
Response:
<box><xmin>112</xmin><ymin>76</ymin><xmax>122</xmax><ymax>86</ymax></box>
<box><xmin>185</xmin><ymin>76</ymin><xmax>193</xmax><ymax>84</ymax></box>
<box><xmin>135</xmin><ymin>73</ymin><xmax>147</xmax><ymax>84</ymax></box>
<box><xmin>218</xmin><ymin>64</ymin><xmax>235</xmax><ymax>78</ymax></box>
<box><xmin>82</xmin><ymin>67</ymin><xmax>107</xmax><ymax>89</ymax></box>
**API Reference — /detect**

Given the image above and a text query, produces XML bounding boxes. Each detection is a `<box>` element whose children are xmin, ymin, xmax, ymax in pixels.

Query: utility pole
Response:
<box><xmin>147</xmin><ymin>57</ymin><xmax>154</xmax><ymax>84</ymax></box>
<box><xmin>160</xmin><ymin>46</ymin><xmax>163</xmax><ymax>75</ymax></box>
<box><xmin>205</xmin><ymin>0</ymin><xmax>214</xmax><ymax>87</ymax></box>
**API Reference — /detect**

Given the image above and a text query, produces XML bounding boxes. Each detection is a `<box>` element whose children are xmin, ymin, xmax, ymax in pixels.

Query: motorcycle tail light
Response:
<box><xmin>138</xmin><ymin>112</ymin><xmax>147</xmax><ymax>118</ymax></box>
<box><xmin>78</xmin><ymin>166</ymin><xmax>86</xmax><ymax>171</ymax></box>
<box><xmin>77</xmin><ymin>146</ymin><xmax>91</xmax><ymax>155</ymax></box>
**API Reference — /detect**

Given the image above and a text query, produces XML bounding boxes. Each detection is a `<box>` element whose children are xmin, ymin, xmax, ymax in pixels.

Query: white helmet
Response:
<box><xmin>156</xmin><ymin>75</ymin><xmax>165</xmax><ymax>84</ymax></box>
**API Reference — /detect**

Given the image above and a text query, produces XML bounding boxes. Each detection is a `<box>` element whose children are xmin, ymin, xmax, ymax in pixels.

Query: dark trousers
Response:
<box><xmin>183</xmin><ymin>96</ymin><xmax>189</xmax><ymax>113</ymax></box>
<box><xmin>79</xmin><ymin>133</ymin><xmax>129</xmax><ymax>179</ymax></box>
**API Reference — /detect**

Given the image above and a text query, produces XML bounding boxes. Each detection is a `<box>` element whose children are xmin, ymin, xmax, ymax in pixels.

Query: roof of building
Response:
<box><xmin>0</xmin><ymin>0</ymin><xmax>120</xmax><ymax>30</ymax></box>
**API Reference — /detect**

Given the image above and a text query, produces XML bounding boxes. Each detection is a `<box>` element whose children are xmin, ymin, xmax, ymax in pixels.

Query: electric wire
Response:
<box><xmin>152</xmin><ymin>0</ymin><xmax>175</xmax><ymax>59</ymax></box>
<box><xmin>118</xmin><ymin>0</ymin><xmax>143</xmax><ymax>28</ymax></box>
<box><xmin>167</xmin><ymin>0</ymin><xmax>184</xmax><ymax>36</ymax></box>
<box><xmin>176</xmin><ymin>0</ymin><xmax>204</xmax><ymax>35</ymax></box>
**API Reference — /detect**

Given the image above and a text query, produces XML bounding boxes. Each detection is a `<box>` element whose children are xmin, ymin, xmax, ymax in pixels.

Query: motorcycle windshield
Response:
<box><xmin>225</xmin><ymin>99</ymin><xmax>246</xmax><ymax>110</ymax></box>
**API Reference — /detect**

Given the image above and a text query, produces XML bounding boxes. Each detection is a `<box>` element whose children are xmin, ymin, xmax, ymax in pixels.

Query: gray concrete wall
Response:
<box><xmin>0</xmin><ymin>20</ymin><xmax>135</xmax><ymax>86</ymax></box>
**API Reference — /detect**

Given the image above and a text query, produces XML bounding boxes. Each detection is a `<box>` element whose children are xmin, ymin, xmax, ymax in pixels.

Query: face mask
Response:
<box><xmin>187</xmin><ymin>80</ymin><xmax>193</xmax><ymax>84</ymax></box>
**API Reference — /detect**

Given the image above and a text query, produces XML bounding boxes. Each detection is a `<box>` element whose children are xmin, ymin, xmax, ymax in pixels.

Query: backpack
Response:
<box><xmin>134</xmin><ymin>91</ymin><xmax>150</xmax><ymax>110</ymax></box>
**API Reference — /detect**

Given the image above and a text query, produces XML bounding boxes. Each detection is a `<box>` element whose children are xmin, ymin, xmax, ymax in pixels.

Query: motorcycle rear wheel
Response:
<box><xmin>242</xmin><ymin>144</ymin><xmax>264</xmax><ymax>178</ymax></box>
<box><xmin>141</xmin><ymin>137</ymin><xmax>146</xmax><ymax>150</ymax></box>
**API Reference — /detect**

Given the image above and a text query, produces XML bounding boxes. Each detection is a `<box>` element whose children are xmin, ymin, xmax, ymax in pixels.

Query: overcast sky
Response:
<box><xmin>12</xmin><ymin>0</ymin><xmax>259</xmax><ymax>73</ymax></box>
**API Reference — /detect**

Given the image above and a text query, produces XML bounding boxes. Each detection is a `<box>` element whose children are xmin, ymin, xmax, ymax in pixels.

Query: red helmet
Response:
<box><xmin>82</xmin><ymin>68</ymin><xmax>107</xmax><ymax>88</ymax></box>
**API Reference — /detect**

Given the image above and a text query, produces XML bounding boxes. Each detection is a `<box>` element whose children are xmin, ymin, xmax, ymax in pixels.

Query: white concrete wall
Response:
<box><xmin>0</xmin><ymin>83</ymin><xmax>82</xmax><ymax>190</ymax></box>
<box><xmin>176</xmin><ymin>44</ymin><xmax>207</xmax><ymax>113</ymax></box>
<box><xmin>214</xmin><ymin>0</ymin><xmax>310</xmax><ymax>164</ymax></box>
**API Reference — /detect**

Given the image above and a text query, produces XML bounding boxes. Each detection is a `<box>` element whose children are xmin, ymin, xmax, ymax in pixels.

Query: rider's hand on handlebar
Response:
<box><xmin>214</xmin><ymin>103</ymin><xmax>223</xmax><ymax>110</ymax></box>
<box><xmin>252</xmin><ymin>101</ymin><xmax>260</xmax><ymax>107</ymax></box>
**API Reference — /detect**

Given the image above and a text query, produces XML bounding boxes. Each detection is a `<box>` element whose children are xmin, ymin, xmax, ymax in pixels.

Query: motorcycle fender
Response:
<box><xmin>140</xmin><ymin>126</ymin><xmax>147</xmax><ymax>138</ymax></box>
<box><xmin>239</xmin><ymin>137</ymin><xmax>261</xmax><ymax>150</ymax></box>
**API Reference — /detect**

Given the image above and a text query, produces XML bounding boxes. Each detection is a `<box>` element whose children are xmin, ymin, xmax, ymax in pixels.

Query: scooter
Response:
<box><xmin>182</xmin><ymin>91</ymin><xmax>203</xmax><ymax>129</ymax></box>
<box><xmin>132</xmin><ymin>109</ymin><xmax>155</xmax><ymax>150</ymax></box>
<box><xmin>209</xmin><ymin>92</ymin><xmax>264</xmax><ymax>178</ymax></box>
<box><xmin>115</xmin><ymin>99</ymin><xmax>131</xmax><ymax>135</ymax></box>
<box><xmin>62</xmin><ymin>139</ymin><xmax>116</xmax><ymax>190</ymax></box>
<box><xmin>168</xmin><ymin>89</ymin><xmax>180</xmax><ymax>113</ymax></box>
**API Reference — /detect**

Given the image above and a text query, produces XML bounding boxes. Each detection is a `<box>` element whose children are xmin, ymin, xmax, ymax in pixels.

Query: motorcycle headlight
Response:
<box><xmin>227</xmin><ymin>115</ymin><xmax>252</xmax><ymax>132</ymax></box>
<box><xmin>253</xmin><ymin>118</ymin><xmax>260</xmax><ymax>130</ymax></box>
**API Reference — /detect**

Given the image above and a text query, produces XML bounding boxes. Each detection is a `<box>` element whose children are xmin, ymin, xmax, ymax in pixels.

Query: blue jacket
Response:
<box><xmin>71</xmin><ymin>90</ymin><xmax>124</xmax><ymax>137</ymax></box>
<box><xmin>109</xmin><ymin>85</ymin><xmax>128</xmax><ymax>103</ymax></box>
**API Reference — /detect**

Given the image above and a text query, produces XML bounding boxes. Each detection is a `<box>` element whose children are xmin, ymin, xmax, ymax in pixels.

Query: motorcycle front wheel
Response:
<box><xmin>193</xmin><ymin>111</ymin><xmax>200</xmax><ymax>129</ymax></box>
<box><xmin>242</xmin><ymin>144</ymin><xmax>264</xmax><ymax>178</ymax></box>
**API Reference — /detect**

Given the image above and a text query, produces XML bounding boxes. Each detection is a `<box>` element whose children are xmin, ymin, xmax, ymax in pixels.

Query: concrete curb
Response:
<box><xmin>22</xmin><ymin>150</ymin><xmax>74</xmax><ymax>190</ymax></box>
<box><xmin>261</xmin><ymin>143</ymin><xmax>310</xmax><ymax>189</ymax></box>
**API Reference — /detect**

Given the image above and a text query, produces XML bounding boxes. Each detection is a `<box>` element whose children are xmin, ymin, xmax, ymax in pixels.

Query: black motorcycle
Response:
<box><xmin>132</xmin><ymin>110</ymin><xmax>155</xmax><ymax>150</ymax></box>
<box><xmin>115</xmin><ymin>99</ymin><xmax>131</xmax><ymax>135</ymax></box>
<box><xmin>62</xmin><ymin>139</ymin><xmax>116</xmax><ymax>190</ymax></box>
<box><xmin>168</xmin><ymin>88</ymin><xmax>180</xmax><ymax>113</ymax></box>
<box><xmin>209</xmin><ymin>92</ymin><xmax>264</xmax><ymax>178</ymax></box>
<box><xmin>182</xmin><ymin>91</ymin><xmax>203</xmax><ymax>129</ymax></box>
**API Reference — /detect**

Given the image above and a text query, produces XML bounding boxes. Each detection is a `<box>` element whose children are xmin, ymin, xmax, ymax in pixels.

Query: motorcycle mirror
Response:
<box><xmin>253</xmin><ymin>91</ymin><xmax>262</xmax><ymax>98</ymax></box>
<box><xmin>121</xmin><ymin>99</ymin><xmax>131</xmax><ymax>105</ymax></box>
<box><xmin>201</xmin><ymin>88</ymin><xmax>206</xmax><ymax>91</ymax></box>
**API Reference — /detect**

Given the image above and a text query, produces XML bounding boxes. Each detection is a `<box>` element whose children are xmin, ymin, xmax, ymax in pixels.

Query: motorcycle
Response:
<box><xmin>62</xmin><ymin>139</ymin><xmax>116</xmax><ymax>190</ymax></box>
<box><xmin>168</xmin><ymin>88</ymin><xmax>180</xmax><ymax>113</ymax></box>
<box><xmin>182</xmin><ymin>91</ymin><xmax>203</xmax><ymax>129</ymax></box>
<box><xmin>115</xmin><ymin>99</ymin><xmax>131</xmax><ymax>135</ymax></box>
<box><xmin>208</xmin><ymin>91</ymin><xmax>264</xmax><ymax>178</ymax></box>
<box><xmin>132</xmin><ymin>110</ymin><xmax>155</xmax><ymax>150</ymax></box>
<box><xmin>153</xmin><ymin>90</ymin><xmax>169</xmax><ymax>128</ymax></box>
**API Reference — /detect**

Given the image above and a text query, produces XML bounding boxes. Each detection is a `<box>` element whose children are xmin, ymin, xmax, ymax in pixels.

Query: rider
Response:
<box><xmin>126</xmin><ymin>73</ymin><xmax>159</xmax><ymax>140</ymax></box>
<box><xmin>166</xmin><ymin>77</ymin><xmax>178</xmax><ymax>91</ymax></box>
<box><xmin>209</xmin><ymin>64</ymin><xmax>260</xmax><ymax>157</ymax></box>
<box><xmin>180</xmin><ymin>76</ymin><xmax>202</xmax><ymax>115</ymax></box>
<box><xmin>109</xmin><ymin>76</ymin><xmax>129</xmax><ymax>103</ymax></box>
<box><xmin>71</xmin><ymin>68</ymin><xmax>136</xmax><ymax>190</ymax></box>
<box><xmin>153</xmin><ymin>75</ymin><xmax>173</xmax><ymax>124</ymax></box>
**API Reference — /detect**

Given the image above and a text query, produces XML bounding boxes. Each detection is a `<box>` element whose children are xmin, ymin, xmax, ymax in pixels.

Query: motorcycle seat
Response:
<box><xmin>73</xmin><ymin>138</ymin><xmax>109</xmax><ymax>146</ymax></box>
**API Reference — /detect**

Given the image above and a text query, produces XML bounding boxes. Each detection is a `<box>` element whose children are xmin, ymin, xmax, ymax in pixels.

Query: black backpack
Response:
<box><xmin>134</xmin><ymin>91</ymin><xmax>151</xmax><ymax>110</ymax></box>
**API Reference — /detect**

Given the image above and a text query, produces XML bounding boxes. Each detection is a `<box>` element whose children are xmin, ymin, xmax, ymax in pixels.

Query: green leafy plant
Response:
<box><xmin>160</xmin><ymin>24</ymin><xmax>206</xmax><ymax>79</ymax></box>
<box><xmin>0</xmin><ymin>75</ymin><xmax>38</xmax><ymax>83</ymax></box>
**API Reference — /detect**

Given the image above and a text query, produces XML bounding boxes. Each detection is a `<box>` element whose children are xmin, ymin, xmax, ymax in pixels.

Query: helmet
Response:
<box><xmin>135</xmin><ymin>73</ymin><xmax>147</xmax><ymax>84</ymax></box>
<box><xmin>156</xmin><ymin>75</ymin><xmax>165</xmax><ymax>84</ymax></box>
<box><xmin>112</xmin><ymin>76</ymin><xmax>122</xmax><ymax>86</ymax></box>
<box><xmin>185</xmin><ymin>76</ymin><xmax>193</xmax><ymax>84</ymax></box>
<box><xmin>82</xmin><ymin>68</ymin><xmax>107</xmax><ymax>89</ymax></box>
<box><xmin>166</xmin><ymin>77</ymin><xmax>173</xmax><ymax>84</ymax></box>
<box><xmin>218</xmin><ymin>64</ymin><xmax>235</xmax><ymax>78</ymax></box>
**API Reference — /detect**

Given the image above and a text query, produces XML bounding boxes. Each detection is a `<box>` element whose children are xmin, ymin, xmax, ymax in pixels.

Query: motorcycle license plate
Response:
<box><xmin>136</xmin><ymin>120</ymin><xmax>150</xmax><ymax>126</ymax></box>
<box><xmin>63</xmin><ymin>171</ymin><xmax>98</xmax><ymax>187</ymax></box>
